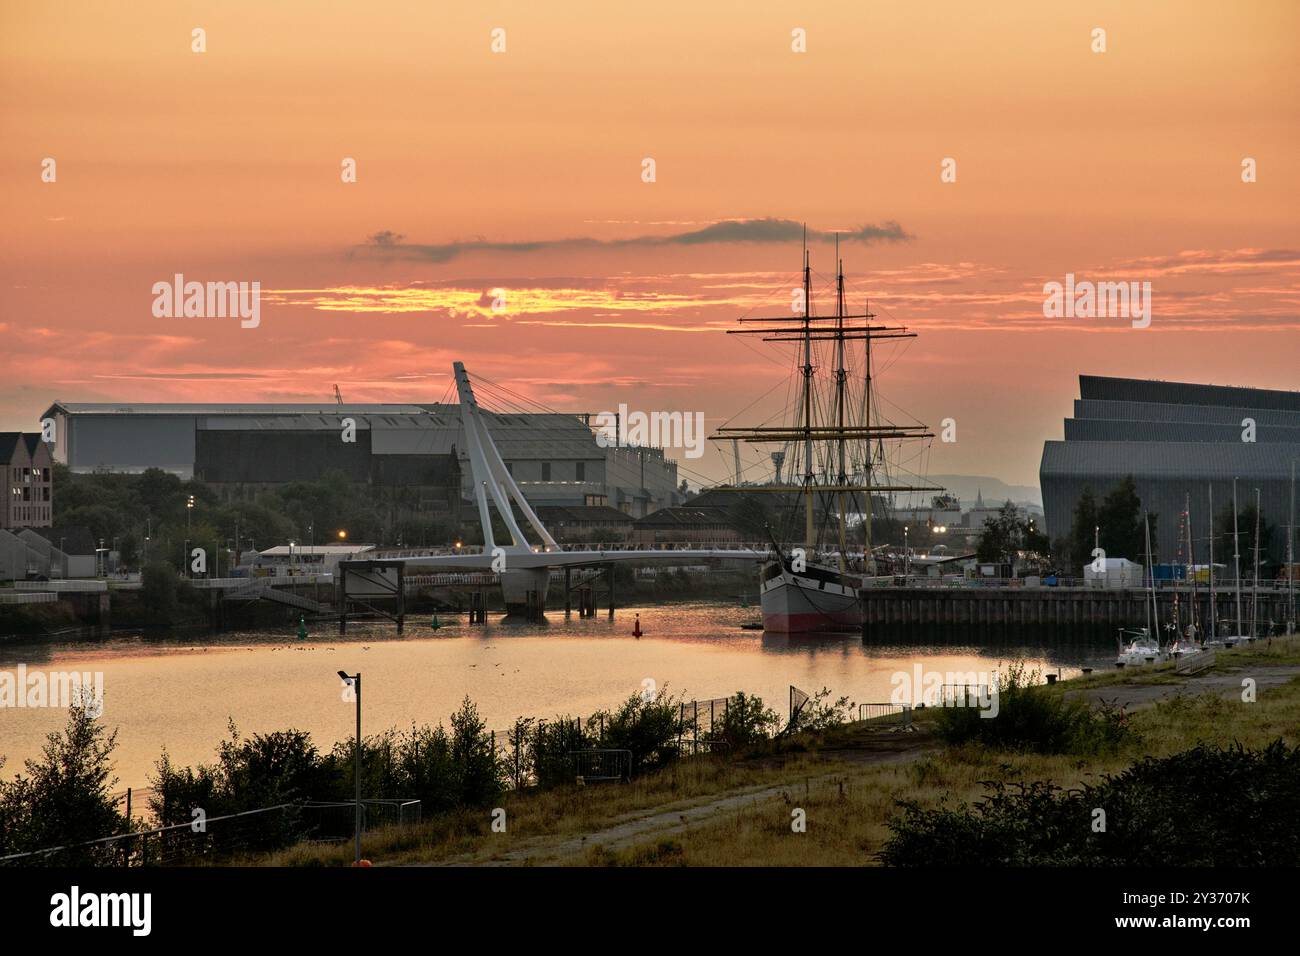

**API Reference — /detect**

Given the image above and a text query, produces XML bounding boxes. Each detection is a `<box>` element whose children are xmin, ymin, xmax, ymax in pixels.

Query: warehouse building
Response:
<box><xmin>41</xmin><ymin>401</ymin><xmax>680</xmax><ymax>520</ymax></box>
<box><xmin>1040</xmin><ymin>376</ymin><xmax>1300</xmax><ymax>562</ymax></box>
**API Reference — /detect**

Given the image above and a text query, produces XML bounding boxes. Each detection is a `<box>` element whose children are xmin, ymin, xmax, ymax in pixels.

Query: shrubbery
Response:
<box><xmin>0</xmin><ymin>698</ymin><xmax>125</xmax><ymax>863</ymax></box>
<box><xmin>880</xmin><ymin>740</ymin><xmax>1300</xmax><ymax>866</ymax></box>
<box><xmin>935</xmin><ymin>660</ymin><xmax>1130</xmax><ymax>755</ymax></box>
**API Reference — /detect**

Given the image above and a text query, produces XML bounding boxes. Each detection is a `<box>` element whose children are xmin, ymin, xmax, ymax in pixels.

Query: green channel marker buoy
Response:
<box><xmin>297</xmin><ymin>616</ymin><xmax>307</xmax><ymax>640</ymax></box>
<box><xmin>430</xmin><ymin>614</ymin><xmax>441</xmax><ymax>630</ymax></box>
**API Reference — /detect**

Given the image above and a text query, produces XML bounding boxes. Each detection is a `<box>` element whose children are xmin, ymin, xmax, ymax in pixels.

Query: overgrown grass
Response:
<box><xmin>550</xmin><ymin>670</ymin><xmax>1300</xmax><ymax>866</ymax></box>
<box><xmin>245</xmin><ymin>642</ymin><xmax>1300</xmax><ymax>867</ymax></box>
<box><xmin>934</xmin><ymin>660</ymin><xmax>1132</xmax><ymax>755</ymax></box>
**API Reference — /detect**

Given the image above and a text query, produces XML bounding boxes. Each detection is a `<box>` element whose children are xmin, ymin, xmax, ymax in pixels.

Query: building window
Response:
<box><xmin>575</xmin><ymin>462</ymin><xmax>585</xmax><ymax>482</ymax></box>
<box><xmin>541</xmin><ymin>462</ymin><xmax>551</xmax><ymax>481</ymax></box>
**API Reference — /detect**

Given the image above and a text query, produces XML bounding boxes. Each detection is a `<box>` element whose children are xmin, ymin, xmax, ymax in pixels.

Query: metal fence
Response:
<box><xmin>568</xmin><ymin>749</ymin><xmax>632</xmax><ymax>783</ymax></box>
<box><xmin>859</xmin><ymin>702</ymin><xmax>905</xmax><ymax>721</ymax></box>
<box><xmin>678</xmin><ymin>697</ymin><xmax>732</xmax><ymax>739</ymax></box>
<box><xmin>937</xmin><ymin>683</ymin><xmax>992</xmax><ymax>706</ymax></box>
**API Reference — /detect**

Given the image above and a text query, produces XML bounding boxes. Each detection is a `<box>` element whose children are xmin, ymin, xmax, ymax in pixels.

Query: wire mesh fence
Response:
<box><xmin>677</xmin><ymin>697</ymin><xmax>732</xmax><ymax>740</ymax></box>
<box><xmin>568</xmin><ymin>749</ymin><xmax>632</xmax><ymax>783</ymax></box>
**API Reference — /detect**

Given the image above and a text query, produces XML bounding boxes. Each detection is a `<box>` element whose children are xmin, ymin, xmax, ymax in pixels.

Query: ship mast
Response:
<box><xmin>801</xmin><ymin>228</ymin><xmax>815</xmax><ymax>549</ymax></box>
<box><xmin>862</xmin><ymin>292</ymin><xmax>874</xmax><ymax>568</ymax></box>
<box><xmin>712</xmin><ymin>240</ymin><xmax>940</xmax><ymax>562</ymax></box>
<box><xmin>834</xmin><ymin>237</ymin><xmax>848</xmax><ymax>569</ymax></box>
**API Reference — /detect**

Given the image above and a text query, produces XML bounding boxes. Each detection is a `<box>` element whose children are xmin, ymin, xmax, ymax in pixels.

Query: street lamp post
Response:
<box><xmin>338</xmin><ymin>670</ymin><xmax>362</xmax><ymax>866</ymax></box>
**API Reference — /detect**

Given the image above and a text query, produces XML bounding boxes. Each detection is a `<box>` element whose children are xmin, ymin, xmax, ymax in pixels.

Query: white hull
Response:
<box><xmin>760</xmin><ymin>560</ymin><xmax>862</xmax><ymax>633</ymax></box>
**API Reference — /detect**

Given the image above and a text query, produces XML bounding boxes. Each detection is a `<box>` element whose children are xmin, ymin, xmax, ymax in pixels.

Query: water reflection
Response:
<box><xmin>0</xmin><ymin>602</ymin><xmax>1116</xmax><ymax>790</ymax></box>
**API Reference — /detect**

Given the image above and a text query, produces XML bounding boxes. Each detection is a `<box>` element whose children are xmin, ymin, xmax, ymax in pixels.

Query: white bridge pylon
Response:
<box><xmin>454</xmin><ymin>361</ymin><xmax>559</xmax><ymax>555</ymax></box>
<box><xmin>381</xmin><ymin>362</ymin><xmax>765</xmax><ymax>597</ymax></box>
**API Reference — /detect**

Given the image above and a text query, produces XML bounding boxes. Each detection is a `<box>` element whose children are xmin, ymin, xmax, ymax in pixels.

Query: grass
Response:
<box><xmin>246</xmin><ymin>634</ymin><xmax>1300</xmax><ymax>867</ymax></box>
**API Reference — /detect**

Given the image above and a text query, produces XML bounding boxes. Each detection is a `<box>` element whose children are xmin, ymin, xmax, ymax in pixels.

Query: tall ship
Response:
<box><xmin>713</xmin><ymin>237</ymin><xmax>939</xmax><ymax>633</ymax></box>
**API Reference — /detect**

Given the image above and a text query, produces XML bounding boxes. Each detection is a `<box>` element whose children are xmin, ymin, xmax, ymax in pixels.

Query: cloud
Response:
<box><xmin>354</xmin><ymin>217</ymin><xmax>912</xmax><ymax>263</ymax></box>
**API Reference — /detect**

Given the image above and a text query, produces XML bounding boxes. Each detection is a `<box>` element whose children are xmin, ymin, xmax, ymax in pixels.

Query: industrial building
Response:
<box><xmin>41</xmin><ymin>401</ymin><xmax>680</xmax><ymax>520</ymax></box>
<box><xmin>1040</xmin><ymin>376</ymin><xmax>1300</xmax><ymax>562</ymax></box>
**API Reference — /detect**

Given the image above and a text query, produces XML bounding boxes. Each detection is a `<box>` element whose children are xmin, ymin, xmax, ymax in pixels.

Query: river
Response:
<box><xmin>0</xmin><ymin>602</ymin><xmax>1118</xmax><ymax>792</ymax></box>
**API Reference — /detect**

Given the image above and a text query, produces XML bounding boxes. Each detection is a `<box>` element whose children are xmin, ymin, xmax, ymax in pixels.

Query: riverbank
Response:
<box><xmin>249</xmin><ymin>633</ymin><xmax>1300</xmax><ymax>866</ymax></box>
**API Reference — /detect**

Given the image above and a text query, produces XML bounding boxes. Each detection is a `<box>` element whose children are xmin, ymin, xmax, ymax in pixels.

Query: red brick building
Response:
<box><xmin>1</xmin><ymin>433</ymin><xmax>54</xmax><ymax>529</ymax></box>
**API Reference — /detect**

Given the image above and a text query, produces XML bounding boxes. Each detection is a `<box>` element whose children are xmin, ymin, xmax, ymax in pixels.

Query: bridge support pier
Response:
<box><xmin>607</xmin><ymin>564</ymin><xmax>616</xmax><ymax>619</ymax></box>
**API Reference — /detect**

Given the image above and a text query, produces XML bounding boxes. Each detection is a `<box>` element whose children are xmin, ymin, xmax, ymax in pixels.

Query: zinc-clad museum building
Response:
<box><xmin>1040</xmin><ymin>376</ymin><xmax>1300</xmax><ymax>563</ymax></box>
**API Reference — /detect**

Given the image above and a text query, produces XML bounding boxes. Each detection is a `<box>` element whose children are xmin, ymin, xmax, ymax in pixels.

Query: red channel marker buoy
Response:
<box><xmin>632</xmin><ymin>615</ymin><xmax>643</xmax><ymax>639</ymax></box>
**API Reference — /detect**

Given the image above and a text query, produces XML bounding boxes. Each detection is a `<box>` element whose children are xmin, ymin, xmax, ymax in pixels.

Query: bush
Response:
<box><xmin>0</xmin><ymin>698</ymin><xmax>125</xmax><ymax>863</ymax></box>
<box><xmin>784</xmin><ymin>687</ymin><xmax>854</xmax><ymax>736</ymax></box>
<box><xmin>880</xmin><ymin>740</ymin><xmax>1300</xmax><ymax>866</ymax></box>
<box><xmin>935</xmin><ymin>660</ymin><xmax>1130</xmax><ymax>755</ymax></box>
<box><xmin>704</xmin><ymin>692</ymin><xmax>781</xmax><ymax>750</ymax></box>
<box><xmin>593</xmin><ymin>689</ymin><xmax>684</xmax><ymax>775</ymax></box>
<box><xmin>140</xmin><ymin>562</ymin><xmax>179</xmax><ymax>621</ymax></box>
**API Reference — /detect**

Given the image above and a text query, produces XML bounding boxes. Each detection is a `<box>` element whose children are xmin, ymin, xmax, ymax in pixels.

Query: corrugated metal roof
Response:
<box><xmin>1074</xmin><ymin>399</ymin><xmax>1300</xmax><ymax>427</ymax></box>
<box><xmin>1064</xmin><ymin>419</ymin><xmax>1300</xmax><ymax>443</ymax></box>
<box><xmin>1040</xmin><ymin>440</ymin><xmax>1300</xmax><ymax>478</ymax></box>
<box><xmin>47</xmin><ymin>402</ymin><xmax>429</xmax><ymax>415</ymax></box>
<box><xmin>1079</xmin><ymin>375</ymin><xmax>1300</xmax><ymax>411</ymax></box>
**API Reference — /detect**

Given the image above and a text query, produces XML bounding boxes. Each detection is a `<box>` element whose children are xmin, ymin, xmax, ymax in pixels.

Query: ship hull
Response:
<box><xmin>760</xmin><ymin>560</ymin><xmax>862</xmax><ymax>633</ymax></box>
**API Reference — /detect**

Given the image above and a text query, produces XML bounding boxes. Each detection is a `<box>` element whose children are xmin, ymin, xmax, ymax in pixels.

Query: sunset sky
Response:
<box><xmin>2</xmin><ymin>0</ymin><xmax>1296</xmax><ymax>488</ymax></box>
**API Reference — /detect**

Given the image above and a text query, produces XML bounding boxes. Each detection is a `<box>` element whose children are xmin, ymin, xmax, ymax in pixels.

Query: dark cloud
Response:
<box><xmin>357</xmin><ymin>218</ymin><xmax>912</xmax><ymax>262</ymax></box>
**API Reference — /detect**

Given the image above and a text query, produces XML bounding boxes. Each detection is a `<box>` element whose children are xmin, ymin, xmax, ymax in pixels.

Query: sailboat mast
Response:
<box><xmin>1233</xmin><ymin>478</ymin><xmax>1243</xmax><ymax>636</ymax></box>
<box><xmin>1145</xmin><ymin>511</ymin><xmax>1158</xmax><ymax>636</ymax></box>
<box><xmin>1290</xmin><ymin>459</ymin><xmax>1296</xmax><ymax>634</ymax></box>
<box><xmin>801</xmin><ymin>230</ymin><xmax>814</xmax><ymax>549</ymax></box>
<box><xmin>1186</xmin><ymin>492</ymin><xmax>1197</xmax><ymax>638</ymax></box>
<box><xmin>1252</xmin><ymin>487</ymin><xmax>1261</xmax><ymax>638</ymax></box>
<box><xmin>1208</xmin><ymin>483</ymin><xmax>1216</xmax><ymax>640</ymax></box>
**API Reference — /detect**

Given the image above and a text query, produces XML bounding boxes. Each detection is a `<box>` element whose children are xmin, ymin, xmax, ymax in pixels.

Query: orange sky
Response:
<box><xmin>1</xmin><ymin>0</ymin><xmax>1297</xmax><ymax>487</ymax></box>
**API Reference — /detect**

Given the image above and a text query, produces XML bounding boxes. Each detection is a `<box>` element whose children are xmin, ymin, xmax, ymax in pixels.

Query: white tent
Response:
<box><xmin>1083</xmin><ymin>557</ymin><xmax>1144</xmax><ymax>589</ymax></box>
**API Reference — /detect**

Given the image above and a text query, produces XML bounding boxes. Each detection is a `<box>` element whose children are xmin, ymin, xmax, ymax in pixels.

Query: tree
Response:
<box><xmin>140</xmin><ymin>561</ymin><xmax>179</xmax><ymax>620</ymax></box>
<box><xmin>1215</xmin><ymin>500</ymin><xmax>1277</xmax><ymax>570</ymax></box>
<box><xmin>977</xmin><ymin>502</ymin><xmax>1028</xmax><ymax>563</ymax></box>
<box><xmin>0</xmin><ymin>699</ymin><xmax>124</xmax><ymax>861</ymax></box>
<box><xmin>1097</xmin><ymin>476</ymin><xmax>1145</xmax><ymax>562</ymax></box>
<box><xmin>1068</xmin><ymin>486</ymin><xmax>1099</xmax><ymax>568</ymax></box>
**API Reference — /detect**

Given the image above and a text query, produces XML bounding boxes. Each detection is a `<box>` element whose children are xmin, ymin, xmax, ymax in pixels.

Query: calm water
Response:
<box><xmin>0</xmin><ymin>603</ymin><xmax>1116</xmax><ymax>791</ymax></box>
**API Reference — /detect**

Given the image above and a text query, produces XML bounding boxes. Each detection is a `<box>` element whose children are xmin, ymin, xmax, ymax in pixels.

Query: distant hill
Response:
<box><xmin>923</xmin><ymin>475</ymin><xmax>1043</xmax><ymax>509</ymax></box>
